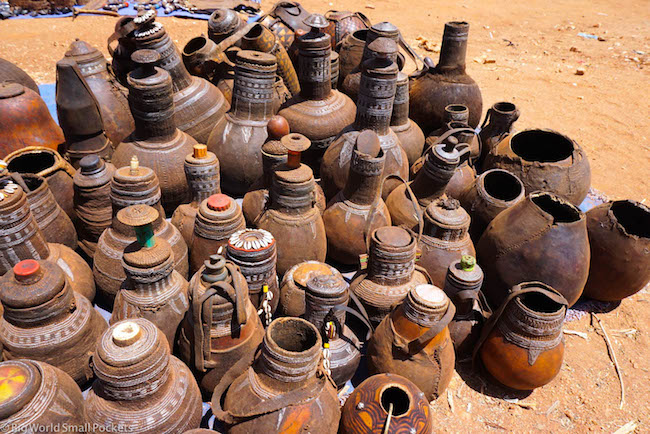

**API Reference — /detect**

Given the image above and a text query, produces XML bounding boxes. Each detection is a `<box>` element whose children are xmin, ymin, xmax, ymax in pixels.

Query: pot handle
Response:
<box><xmin>391</xmin><ymin>301</ymin><xmax>456</xmax><ymax>354</ymax></box>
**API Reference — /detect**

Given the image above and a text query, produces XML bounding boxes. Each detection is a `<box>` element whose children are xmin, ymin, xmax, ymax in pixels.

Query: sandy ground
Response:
<box><xmin>0</xmin><ymin>0</ymin><xmax>649</xmax><ymax>432</ymax></box>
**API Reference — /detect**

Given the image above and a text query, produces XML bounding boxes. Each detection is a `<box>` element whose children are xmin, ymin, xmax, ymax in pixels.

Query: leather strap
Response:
<box><xmin>391</xmin><ymin>301</ymin><xmax>455</xmax><ymax>354</ymax></box>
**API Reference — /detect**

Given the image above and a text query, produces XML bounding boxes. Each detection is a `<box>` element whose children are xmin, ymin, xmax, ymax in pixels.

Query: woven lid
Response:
<box><xmin>374</xmin><ymin>226</ymin><xmax>412</xmax><ymax>247</ymax></box>
<box><xmin>228</xmin><ymin>229</ymin><xmax>275</xmax><ymax>252</ymax></box>
<box><xmin>0</xmin><ymin>361</ymin><xmax>41</xmax><ymax>420</ymax></box>
<box><xmin>1</xmin><ymin>260</ymin><xmax>65</xmax><ymax>309</ymax></box>
<box><xmin>424</xmin><ymin>197</ymin><xmax>470</xmax><ymax>228</ymax></box>
<box><xmin>117</xmin><ymin>204</ymin><xmax>159</xmax><ymax>227</ymax></box>
<box><xmin>207</xmin><ymin>194</ymin><xmax>232</xmax><ymax>211</ymax></box>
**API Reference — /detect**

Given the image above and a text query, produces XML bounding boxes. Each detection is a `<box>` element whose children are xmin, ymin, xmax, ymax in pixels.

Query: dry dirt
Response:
<box><xmin>1</xmin><ymin>0</ymin><xmax>649</xmax><ymax>432</ymax></box>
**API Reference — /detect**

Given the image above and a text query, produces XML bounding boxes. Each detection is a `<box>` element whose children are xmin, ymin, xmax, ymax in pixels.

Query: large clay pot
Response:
<box><xmin>0</xmin><ymin>260</ymin><xmax>107</xmax><ymax>385</ymax></box>
<box><xmin>0</xmin><ymin>83</ymin><xmax>64</xmax><ymax>158</ymax></box>
<box><xmin>458</xmin><ymin>169</ymin><xmax>525</xmax><ymax>242</ymax></box>
<box><xmin>278</xmin><ymin>14</ymin><xmax>357</xmax><ymax>174</ymax></box>
<box><xmin>477</xmin><ymin>192</ymin><xmax>590</xmax><ymax>308</ymax></box>
<box><xmin>110</xmin><ymin>205</ymin><xmax>190</xmax><ymax>349</ymax></box>
<box><xmin>483</xmin><ymin>129</ymin><xmax>591</xmax><ymax>206</ymax></box>
<box><xmin>259</xmin><ymin>1</ymin><xmax>312</xmax><ymax>49</ymax></box>
<box><xmin>0</xmin><ymin>57</ymin><xmax>40</xmax><ymax>94</ymax></box>
<box><xmin>324</xmin><ymin>10</ymin><xmax>369</xmax><ymax>49</ymax></box>
<box><xmin>477</xmin><ymin>101</ymin><xmax>519</xmax><ymax>171</ymax></box>
<box><xmin>391</xmin><ymin>72</ymin><xmax>425</xmax><ymax>167</ymax></box>
<box><xmin>340</xmin><ymin>373</ymin><xmax>433</xmax><ymax>434</ymax></box>
<box><xmin>323</xmin><ymin>131</ymin><xmax>390</xmax><ymax>265</ymax></box>
<box><xmin>367</xmin><ymin>284</ymin><xmax>455</xmax><ymax>401</ymax></box>
<box><xmin>178</xmin><ymin>255</ymin><xmax>264</xmax><ymax>396</ymax></box>
<box><xmin>279</xmin><ymin>261</ymin><xmax>340</xmax><ymax>317</ymax></box>
<box><xmin>476</xmin><ymin>282</ymin><xmax>567</xmax><ymax>390</ymax></box>
<box><xmin>409</xmin><ymin>22</ymin><xmax>482</xmax><ymax>134</ymax></box>
<box><xmin>84</xmin><ymin>319</ymin><xmax>202</xmax><ymax>433</ymax></box>
<box><xmin>0</xmin><ymin>360</ymin><xmax>86</xmax><ymax>431</ymax></box>
<box><xmin>582</xmin><ymin>200</ymin><xmax>650</xmax><ymax>301</ymax></box>
<box><xmin>211</xmin><ymin>317</ymin><xmax>340</xmax><ymax>434</ymax></box>
<box><xmin>337</xmin><ymin>29</ymin><xmax>366</xmax><ymax>86</ymax></box>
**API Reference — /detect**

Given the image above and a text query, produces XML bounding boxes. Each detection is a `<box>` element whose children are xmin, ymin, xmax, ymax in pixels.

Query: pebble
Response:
<box><xmin>576</xmin><ymin>67</ymin><xmax>586</xmax><ymax>75</ymax></box>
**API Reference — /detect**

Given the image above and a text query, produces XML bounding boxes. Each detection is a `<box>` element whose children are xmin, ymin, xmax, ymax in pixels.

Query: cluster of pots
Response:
<box><xmin>0</xmin><ymin>3</ymin><xmax>648</xmax><ymax>433</ymax></box>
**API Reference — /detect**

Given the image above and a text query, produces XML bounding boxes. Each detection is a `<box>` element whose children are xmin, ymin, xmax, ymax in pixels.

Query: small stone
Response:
<box><xmin>365</xmin><ymin>4</ymin><xmax>375</xmax><ymax>8</ymax></box>
<box><xmin>570</xmin><ymin>46</ymin><xmax>579</xmax><ymax>52</ymax></box>
<box><xmin>576</xmin><ymin>67</ymin><xmax>586</xmax><ymax>75</ymax></box>
<box><xmin>483</xmin><ymin>57</ymin><xmax>496</xmax><ymax>64</ymax></box>
<box><xmin>598</xmin><ymin>36</ymin><xmax>606</xmax><ymax>41</ymax></box>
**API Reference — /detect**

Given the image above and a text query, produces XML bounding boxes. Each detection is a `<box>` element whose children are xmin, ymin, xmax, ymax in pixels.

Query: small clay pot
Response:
<box><xmin>279</xmin><ymin>261</ymin><xmax>340</xmax><ymax>317</ymax></box>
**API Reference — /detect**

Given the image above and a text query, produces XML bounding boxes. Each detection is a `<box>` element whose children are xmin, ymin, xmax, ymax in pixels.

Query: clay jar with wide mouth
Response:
<box><xmin>477</xmin><ymin>192</ymin><xmax>590</xmax><ymax>308</ymax></box>
<box><xmin>278</xmin><ymin>260</ymin><xmax>340</xmax><ymax>317</ymax></box>
<box><xmin>582</xmin><ymin>200</ymin><xmax>650</xmax><ymax>301</ymax></box>
<box><xmin>337</xmin><ymin>28</ymin><xmax>367</xmax><ymax>86</ymax></box>
<box><xmin>483</xmin><ymin>129</ymin><xmax>591</xmax><ymax>206</ymax></box>
<box><xmin>0</xmin><ymin>260</ymin><xmax>107</xmax><ymax>386</ymax></box>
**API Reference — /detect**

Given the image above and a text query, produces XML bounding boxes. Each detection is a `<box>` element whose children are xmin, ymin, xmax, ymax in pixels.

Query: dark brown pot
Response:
<box><xmin>446</xmin><ymin>161</ymin><xmax>477</xmax><ymax>200</ymax></box>
<box><xmin>483</xmin><ymin>129</ymin><xmax>591</xmax><ymax>206</ymax></box>
<box><xmin>259</xmin><ymin>1</ymin><xmax>312</xmax><ymax>49</ymax></box>
<box><xmin>477</xmin><ymin>101</ymin><xmax>519</xmax><ymax>171</ymax></box>
<box><xmin>211</xmin><ymin>317</ymin><xmax>340</xmax><ymax>434</ymax></box>
<box><xmin>340</xmin><ymin>373</ymin><xmax>434</xmax><ymax>433</ymax></box>
<box><xmin>477</xmin><ymin>192</ymin><xmax>590</xmax><ymax>308</ymax></box>
<box><xmin>477</xmin><ymin>282</ymin><xmax>567</xmax><ymax>390</ymax></box>
<box><xmin>0</xmin><ymin>260</ymin><xmax>107</xmax><ymax>385</ymax></box>
<box><xmin>0</xmin><ymin>57</ymin><xmax>40</xmax><ymax>94</ymax></box>
<box><xmin>207</xmin><ymin>8</ymin><xmax>246</xmax><ymax>44</ymax></box>
<box><xmin>425</xmin><ymin>105</ymin><xmax>480</xmax><ymax>165</ymax></box>
<box><xmin>458</xmin><ymin>169</ymin><xmax>525</xmax><ymax>242</ymax></box>
<box><xmin>367</xmin><ymin>284</ymin><xmax>455</xmax><ymax>401</ymax></box>
<box><xmin>0</xmin><ymin>360</ymin><xmax>86</xmax><ymax>431</ymax></box>
<box><xmin>409</xmin><ymin>22</ymin><xmax>482</xmax><ymax>134</ymax></box>
<box><xmin>279</xmin><ymin>261</ymin><xmax>340</xmax><ymax>317</ymax></box>
<box><xmin>391</xmin><ymin>72</ymin><xmax>425</xmax><ymax>167</ymax></box>
<box><xmin>324</xmin><ymin>10</ymin><xmax>369</xmax><ymax>49</ymax></box>
<box><xmin>337</xmin><ymin>29</ymin><xmax>366</xmax><ymax>87</ymax></box>
<box><xmin>331</xmin><ymin>51</ymin><xmax>340</xmax><ymax>89</ymax></box>
<box><xmin>178</xmin><ymin>255</ymin><xmax>264</xmax><ymax>396</ymax></box>
<box><xmin>582</xmin><ymin>200</ymin><xmax>650</xmax><ymax>301</ymax></box>
<box><xmin>0</xmin><ymin>83</ymin><xmax>64</xmax><ymax>158</ymax></box>
<box><xmin>84</xmin><ymin>319</ymin><xmax>202</xmax><ymax>432</ymax></box>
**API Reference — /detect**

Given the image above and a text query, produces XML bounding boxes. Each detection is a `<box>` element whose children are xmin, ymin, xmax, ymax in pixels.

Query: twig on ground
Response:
<box><xmin>613</xmin><ymin>420</ymin><xmax>638</xmax><ymax>434</ymax></box>
<box><xmin>591</xmin><ymin>313</ymin><xmax>625</xmax><ymax>409</ymax></box>
<box><xmin>447</xmin><ymin>389</ymin><xmax>455</xmax><ymax>414</ymax></box>
<box><xmin>564</xmin><ymin>329</ymin><xmax>589</xmax><ymax>339</ymax></box>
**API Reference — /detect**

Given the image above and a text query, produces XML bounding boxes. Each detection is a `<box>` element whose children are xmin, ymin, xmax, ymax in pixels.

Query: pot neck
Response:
<box><xmin>368</xmin><ymin>235</ymin><xmax>417</xmax><ymax>286</ymax></box>
<box><xmin>128</xmin><ymin>66</ymin><xmax>177</xmax><ymax>141</ymax></box>
<box><xmin>298</xmin><ymin>31</ymin><xmax>332</xmax><ymax>101</ymax></box>
<box><xmin>436</xmin><ymin>22</ymin><xmax>469</xmax><ymax>74</ymax></box>
<box><xmin>354</xmin><ymin>62</ymin><xmax>397</xmax><ymax>135</ymax></box>
<box><xmin>0</xmin><ymin>187</ymin><xmax>51</xmax><ymax>262</ymax></box>
<box><xmin>270</xmin><ymin>166</ymin><xmax>315</xmax><ymax>214</ymax></box>
<box><xmin>185</xmin><ymin>153</ymin><xmax>221</xmax><ymax>204</ymax></box>
<box><xmin>390</xmin><ymin>73</ymin><xmax>410</xmax><ymax>127</ymax></box>
<box><xmin>342</xmin><ymin>149</ymin><xmax>385</xmax><ymax>206</ymax></box>
<box><xmin>409</xmin><ymin>153</ymin><xmax>457</xmax><ymax>207</ymax></box>
<box><xmin>231</xmin><ymin>53</ymin><xmax>276</xmax><ymax>121</ymax></box>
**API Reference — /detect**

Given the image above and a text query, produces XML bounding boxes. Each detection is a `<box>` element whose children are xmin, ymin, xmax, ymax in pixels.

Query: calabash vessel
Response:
<box><xmin>477</xmin><ymin>192</ymin><xmax>589</xmax><ymax>308</ymax></box>
<box><xmin>582</xmin><ymin>200</ymin><xmax>650</xmax><ymax>301</ymax></box>
<box><xmin>84</xmin><ymin>319</ymin><xmax>202</xmax><ymax>433</ymax></box>
<box><xmin>391</xmin><ymin>72</ymin><xmax>425</xmax><ymax>167</ymax></box>
<box><xmin>258</xmin><ymin>1</ymin><xmax>312</xmax><ymax>48</ymax></box>
<box><xmin>476</xmin><ymin>282</ymin><xmax>567</xmax><ymax>390</ymax></box>
<box><xmin>0</xmin><ymin>260</ymin><xmax>107</xmax><ymax>385</ymax></box>
<box><xmin>409</xmin><ymin>21</ymin><xmax>482</xmax><ymax>133</ymax></box>
<box><xmin>337</xmin><ymin>29</ymin><xmax>367</xmax><ymax>86</ymax></box>
<box><xmin>178</xmin><ymin>255</ymin><xmax>264</xmax><ymax>395</ymax></box>
<box><xmin>0</xmin><ymin>360</ymin><xmax>86</xmax><ymax>431</ymax></box>
<box><xmin>425</xmin><ymin>105</ymin><xmax>480</xmax><ymax>164</ymax></box>
<box><xmin>340</xmin><ymin>373</ymin><xmax>433</xmax><ymax>434</ymax></box>
<box><xmin>0</xmin><ymin>57</ymin><xmax>40</xmax><ymax>94</ymax></box>
<box><xmin>279</xmin><ymin>261</ymin><xmax>340</xmax><ymax>317</ymax></box>
<box><xmin>483</xmin><ymin>129</ymin><xmax>591</xmax><ymax>206</ymax></box>
<box><xmin>324</xmin><ymin>10</ymin><xmax>369</xmax><ymax>49</ymax></box>
<box><xmin>207</xmin><ymin>8</ymin><xmax>246</xmax><ymax>44</ymax></box>
<box><xmin>350</xmin><ymin>226</ymin><xmax>430</xmax><ymax>326</ymax></box>
<box><xmin>211</xmin><ymin>317</ymin><xmax>340</xmax><ymax>434</ymax></box>
<box><xmin>111</xmin><ymin>205</ymin><xmax>189</xmax><ymax>348</ymax></box>
<box><xmin>477</xmin><ymin>101</ymin><xmax>519</xmax><ymax>170</ymax></box>
<box><xmin>367</xmin><ymin>284</ymin><xmax>455</xmax><ymax>401</ymax></box>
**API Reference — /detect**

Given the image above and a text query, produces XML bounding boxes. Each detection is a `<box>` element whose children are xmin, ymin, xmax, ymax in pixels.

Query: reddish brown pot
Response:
<box><xmin>337</xmin><ymin>29</ymin><xmax>367</xmax><ymax>86</ymax></box>
<box><xmin>0</xmin><ymin>260</ymin><xmax>107</xmax><ymax>386</ymax></box>
<box><xmin>483</xmin><ymin>129</ymin><xmax>591</xmax><ymax>206</ymax></box>
<box><xmin>0</xmin><ymin>57</ymin><xmax>40</xmax><ymax>94</ymax></box>
<box><xmin>446</xmin><ymin>161</ymin><xmax>477</xmax><ymax>200</ymax></box>
<box><xmin>582</xmin><ymin>200</ymin><xmax>650</xmax><ymax>301</ymax></box>
<box><xmin>324</xmin><ymin>10</ymin><xmax>369</xmax><ymax>49</ymax></box>
<box><xmin>477</xmin><ymin>101</ymin><xmax>519</xmax><ymax>171</ymax></box>
<box><xmin>477</xmin><ymin>192</ymin><xmax>590</xmax><ymax>308</ymax></box>
<box><xmin>279</xmin><ymin>261</ymin><xmax>340</xmax><ymax>317</ymax></box>
<box><xmin>425</xmin><ymin>106</ymin><xmax>480</xmax><ymax>165</ymax></box>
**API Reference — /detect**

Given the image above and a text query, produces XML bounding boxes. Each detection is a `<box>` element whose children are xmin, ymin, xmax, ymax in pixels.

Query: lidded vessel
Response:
<box><xmin>367</xmin><ymin>284</ymin><xmax>455</xmax><ymax>400</ymax></box>
<box><xmin>112</xmin><ymin>49</ymin><xmax>197</xmax><ymax>215</ymax></box>
<box><xmin>277</xmin><ymin>13</ymin><xmax>357</xmax><ymax>174</ymax></box>
<box><xmin>178</xmin><ymin>255</ymin><xmax>264</xmax><ymax>395</ymax></box>
<box><xmin>322</xmin><ymin>130</ymin><xmax>391</xmax><ymax>265</ymax></box>
<box><xmin>279</xmin><ymin>261</ymin><xmax>341</xmax><ymax>317</ymax></box>
<box><xmin>171</xmin><ymin>144</ymin><xmax>221</xmax><ymax>247</ymax></box>
<box><xmin>0</xmin><ymin>260</ymin><xmax>107</xmax><ymax>386</ymax></box>
<box><xmin>425</xmin><ymin>104</ymin><xmax>480</xmax><ymax>164</ymax></box>
<box><xmin>84</xmin><ymin>319</ymin><xmax>202</xmax><ymax>432</ymax></box>
<box><xmin>111</xmin><ymin>205</ymin><xmax>190</xmax><ymax>348</ymax></box>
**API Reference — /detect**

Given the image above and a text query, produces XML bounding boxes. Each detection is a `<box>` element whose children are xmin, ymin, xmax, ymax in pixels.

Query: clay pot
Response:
<box><xmin>0</xmin><ymin>83</ymin><xmax>64</xmax><ymax>158</ymax></box>
<box><xmin>0</xmin><ymin>260</ymin><xmax>107</xmax><ymax>385</ymax></box>
<box><xmin>477</xmin><ymin>192</ymin><xmax>590</xmax><ymax>308</ymax></box>
<box><xmin>324</xmin><ymin>10</ymin><xmax>369</xmax><ymax>49</ymax></box>
<box><xmin>321</xmin><ymin>39</ymin><xmax>408</xmax><ymax>201</ymax></box>
<box><xmin>255</xmin><ymin>134</ymin><xmax>327</xmax><ymax>276</ymax></box>
<box><xmin>477</xmin><ymin>101</ymin><xmax>519</xmax><ymax>170</ymax></box>
<box><xmin>0</xmin><ymin>57</ymin><xmax>40</xmax><ymax>94</ymax></box>
<box><xmin>55</xmin><ymin>57</ymin><xmax>112</xmax><ymax>168</ymax></box>
<box><xmin>84</xmin><ymin>319</ymin><xmax>202</xmax><ymax>432</ymax></box>
<box><xmin>190</xmin><ymin>194</ymin><xmax>246</xmax><ymax>275</ymax></box>
<box><xmin>417</xmin><ymin>197</ymin><xmax>476</xmax><ymax>288</ymax></box>
<box><xmin>279</xmin><ymin>261</ymin><xmax>340</xmax><ymax>317</ymax></box>
<box><xmin>278</xmin><ymin>14</ymin><xmax>357</xmax><ymax>174</ymax></box>
<box><xmin>63</xmin><ymin>39</ymin><xmax>134</xmax><ymax>146</ymax></box>
<box><xmin>0</xmin><ymin>360</ymin><xmax>86</xmax><ymax>431</ymax></box>
<box><xmin>208</xmin><ymin>8</ymin><xmax>246</xmax><ymax>44</ymax></box>
<box><xmin>73</xmin><ymin>156</ymin><xmax>116</xmax><ymax>258</ymax></box>
<box><xmin>446</xmin><ymin>162</ymin><xmax>477</xmax><ymax>200</ymax></box>
<box><xmin>182</xmin><ymin>34</ymin><xmax>235</xmax><ymax>84</ymax></box>
<box><xmin>178</xmin><ymin>255</ymin><xmax>264</xmax><ymax>396</ymax></box>
<box><xmin>367</xmin><ymin>284</ymin><xmax>455</xmax><ymax>401</ymax></box>
<box><xmin>337</xmin><ymin>29</ymin><xmax>366</xmax><ymax>86</ymax></box>
<box><xmin>483</xmin><ymin>129</ymin><xmax>591</xmax><ymax>206</ymax></box>
<box><xmin>110</xmin><ymin>205</ymin><xmax>190</xmax><ymax>348</ymax></box>
<box><xmin>109</xmin><ymin>16</ymin><xmax>138</xmax><ymax>86</ymax></box>
<box><xmin>226</xmin><ymin>229</ymin><xmax>279</xmax><ymax>320</ymax></box>
<box><xmin>207</xmin><ymin>50</ymin><xmax>277</xmax><ymax>195</ymax></box>
<box><xmin>323</xmin><ymin>130</ymin><xmax>391</xmax><ymax>265</ymax></box>
<box><xmin>0</xmin><ymin>179</ymin><xmax>95</xmax><ymax>302</ymax></box>
<box><xmin>305</xmin><ymin>274</ymin><xmax>361</xmax><ymax>387</ymax></box>
<box><xmin>409</xmin><ymin>22</ymin><xmax>482</xmax><ymax>134</ymax></box>
<box><xmin>476</xmin><ymin>282</ymin><xmax>567</xmax><ymax>390</ymax></box>
<box><xmin>171</xmin><ymin>145</ymin><xmax>221</xmax><ymax>247</ymax></box>
<box><xmin>458</xmin><ymin>169</ymin><xmax>525</xmax><ymax>242</ymax></box>
<box><xmin>113</xmin><ymin>50</ymin><xmax>197</xmax><ymax>216</ymax></box>
<box><xmin>259</xmin><ymin>1</ymin><xmax>312</xmax><ymax>49</ymax></box>
<box><xmin>340</xmin><ymin>373</ymin><xmax>433</xmax><ymax>434</ymax></box>
<box><xmin>582</xmin><ymin>200</ymin><xmax>650</xmax><ymax>301</ymax></box>
<box><xmin>425</xmin><ymin>105</ymin><xmax>480</xmax><ymax>164</ymax></box>
<box><xmin>93</xmin><ymin>163</ymin><xmax>188</xmax><ymax>307</ymax></box>
<box><xmin>4</xmin><ymin>146</ymin><xmax>76</xmax><ymax>220</ymax></box>
<box><xmin>350</xmin><ymin>226</ymin><xmax>430</xmax><ymax>326</ymax></box>
<box><xmin>391</xmin><ymin>73</ymin><xmax>425</xmax><ymax>167</ymax></box>
<box><xmin>211</xmin><ymin>317</ymin><xmax>340</xmax><ymax>433</ymax></box>
<box><xmin>331</xmin><ymin>52</ymin><xmax>340</xmax><ymax>89</ymax></box>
